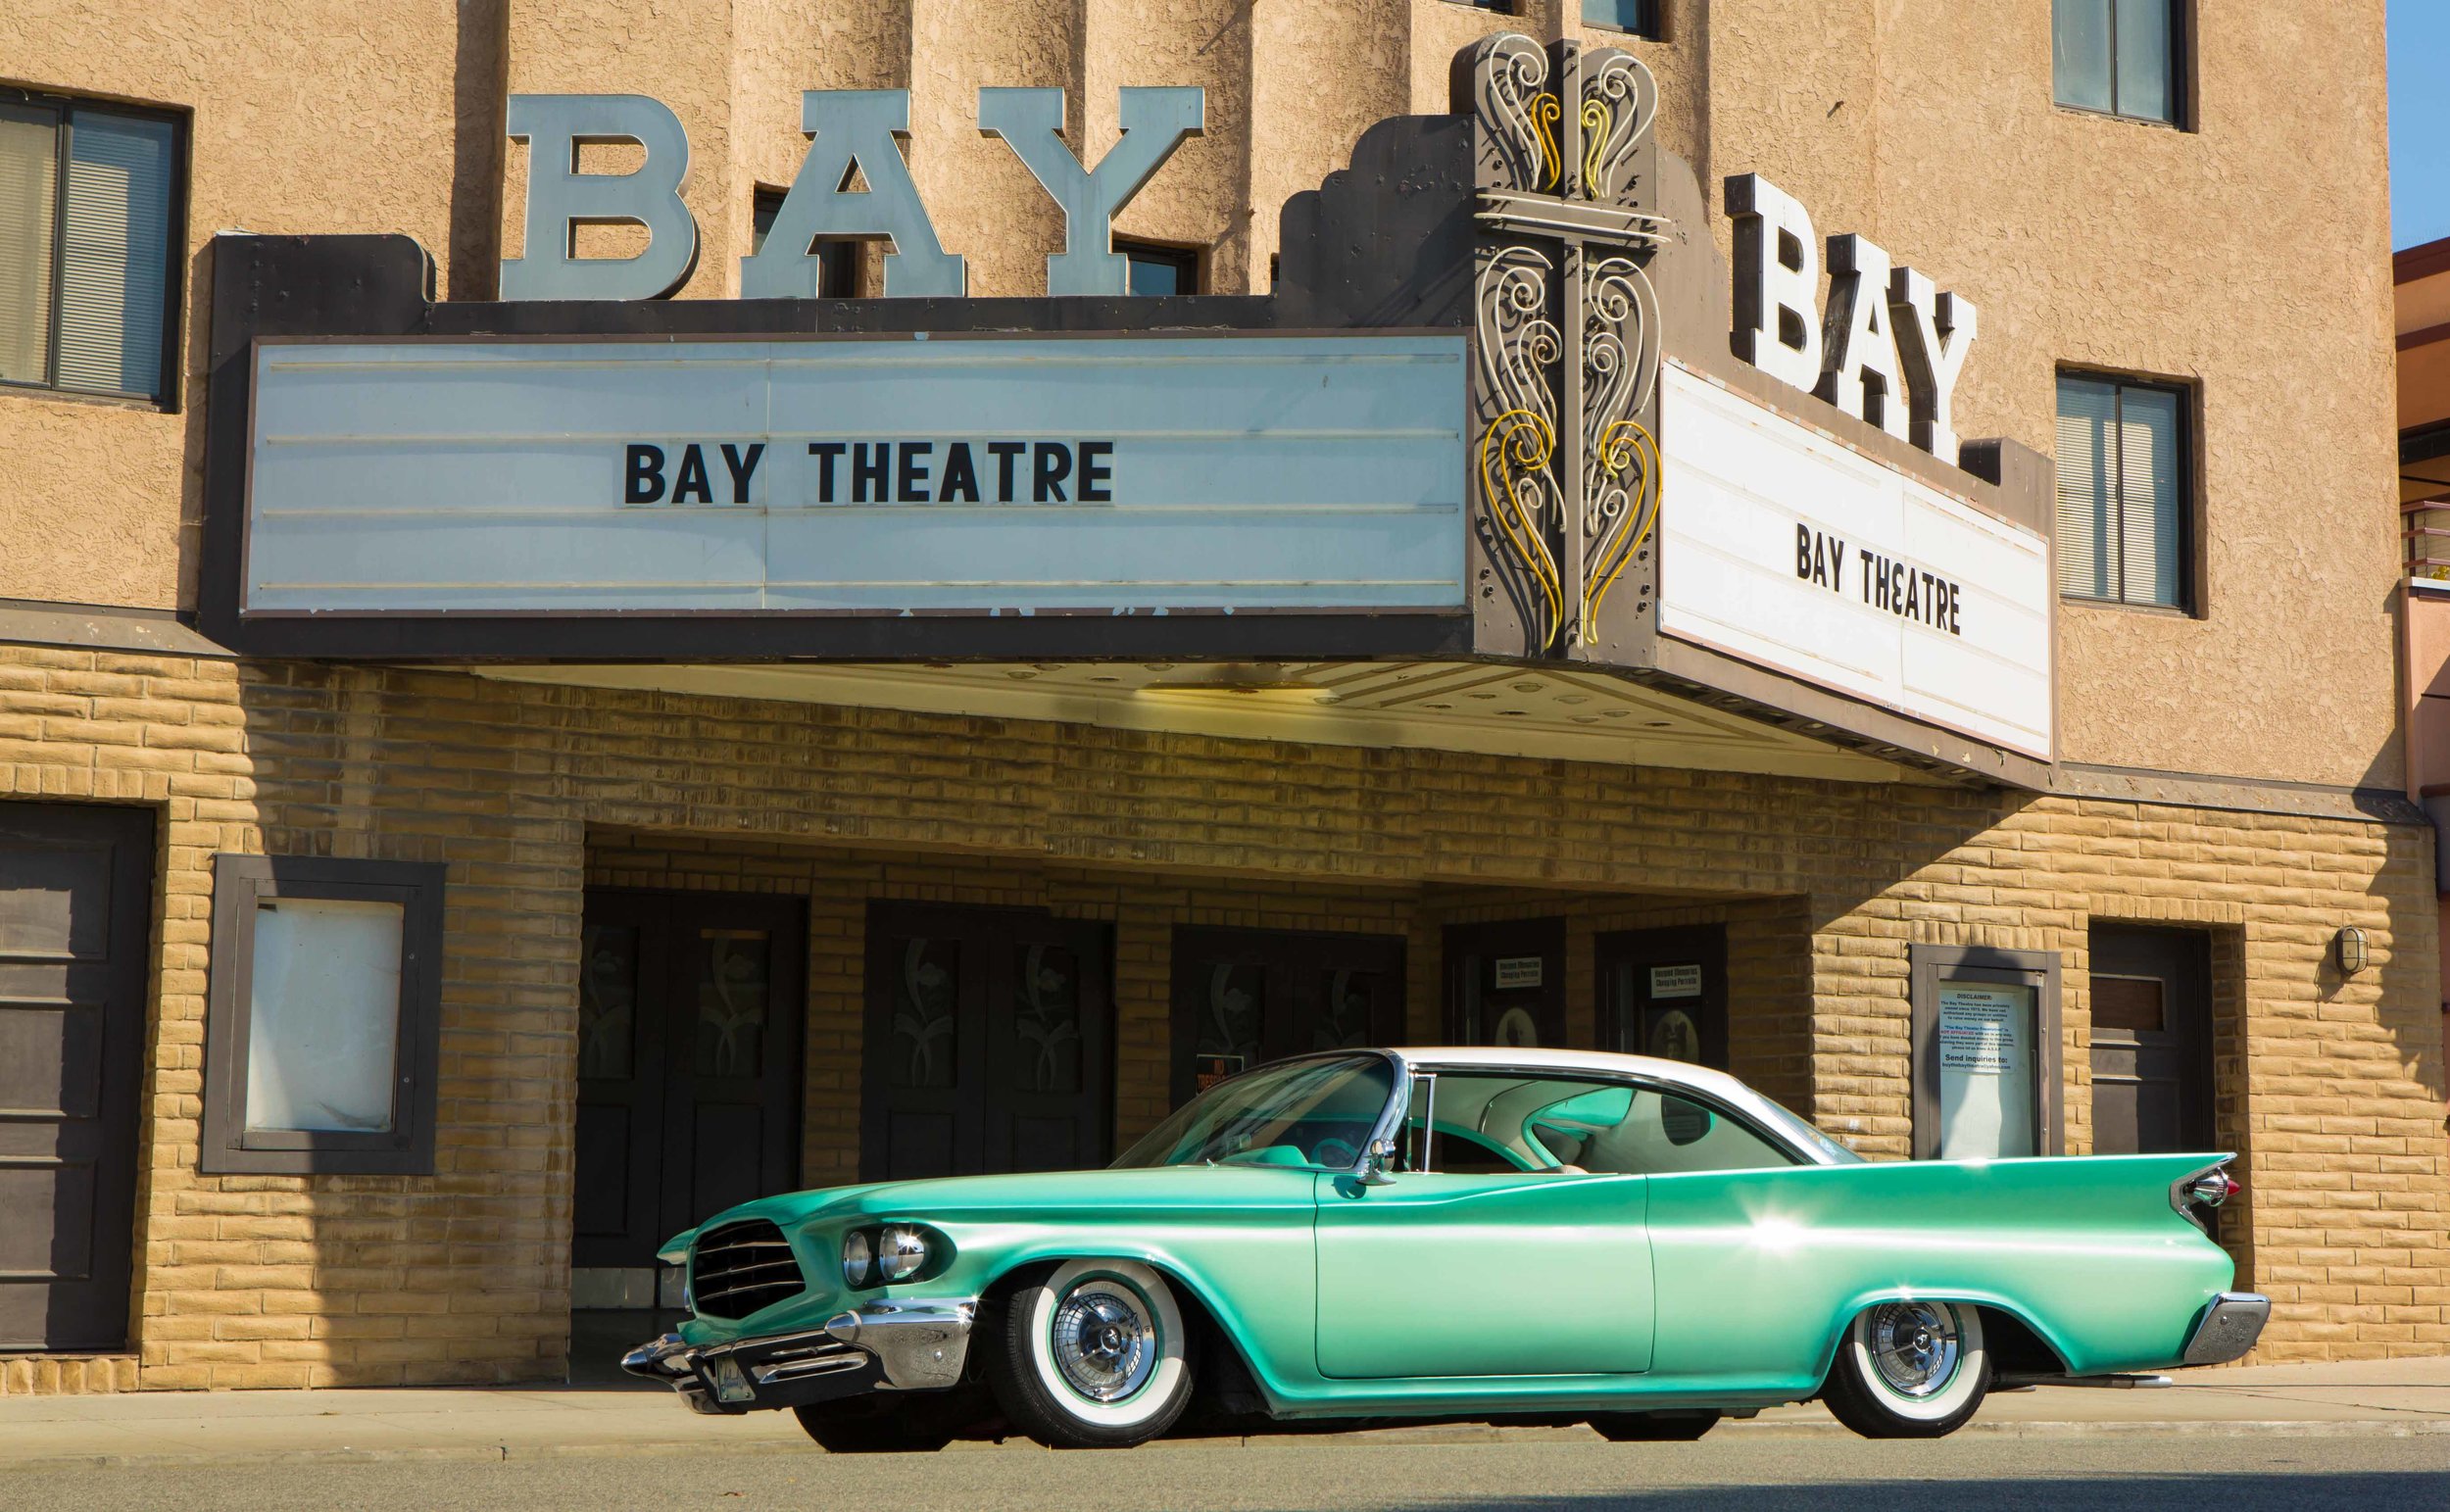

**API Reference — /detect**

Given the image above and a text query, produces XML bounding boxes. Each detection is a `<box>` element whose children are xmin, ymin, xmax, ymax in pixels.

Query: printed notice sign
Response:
<box><xmin>1493</xmin><ymin>956</ymin><xmax>1544</xmax><ymax>991</ymax></box>
<box><xmin>1647</xmin><ymin>963</ymin><xmax>1703</xmax><ymax>1000</ymax></box>
<box><xmin>1936</xmin><ymin>982</ymin><xmax>2035</xmax><ymax>1159</ymax></box>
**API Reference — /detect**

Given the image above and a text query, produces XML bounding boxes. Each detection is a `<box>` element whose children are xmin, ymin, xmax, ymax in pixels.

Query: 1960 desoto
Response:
<box><xmin>623</xmin><ymin>1048</ymin><xmax>2265</xmax><ymax>1450</ymax></box>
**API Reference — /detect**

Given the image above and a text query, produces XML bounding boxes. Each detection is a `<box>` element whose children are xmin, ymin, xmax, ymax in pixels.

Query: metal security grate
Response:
<box><xmin>690</xmin><ymin>1219</ymin><xmax>807</xmax><ymax>1319</ymax></box>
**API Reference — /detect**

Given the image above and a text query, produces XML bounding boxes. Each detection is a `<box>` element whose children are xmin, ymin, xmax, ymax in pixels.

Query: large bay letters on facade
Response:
<box><xmin>1726</xmin><ymin>171</ymin><xmax>1979</xmax><ymax>466</ymax></box>
<box><xmin>511</xmin><ymin>87</ymin><xmax>1204</xmax><ymax>301</ymax></box>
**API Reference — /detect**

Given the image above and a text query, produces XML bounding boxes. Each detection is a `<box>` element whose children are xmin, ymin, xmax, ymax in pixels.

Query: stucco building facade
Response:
<box><xmin>0</xmin><ymin>1</ymin><xmax>2440</xmax><ymax>1395</ymax></box>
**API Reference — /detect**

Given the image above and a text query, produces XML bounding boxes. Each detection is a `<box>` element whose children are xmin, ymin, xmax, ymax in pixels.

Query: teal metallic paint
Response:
<box><xmin>665</xmin><ymin>1149</ymin><xmax>2234</xmax><ymax>1421</ymax></box>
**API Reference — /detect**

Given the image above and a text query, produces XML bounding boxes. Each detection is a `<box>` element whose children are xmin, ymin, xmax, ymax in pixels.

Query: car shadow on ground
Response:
<box><xmin>1372</xmin><ymin>1471</ymin><xmax>2447</xmax><ymax>1512</ymax></box>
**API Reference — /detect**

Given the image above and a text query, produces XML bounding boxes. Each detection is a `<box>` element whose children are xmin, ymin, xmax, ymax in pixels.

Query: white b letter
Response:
<box><xmin>979</xmin><ymin>87</ymin><xmax>1204</xmax><ymax>297</ymax></box>
<box><xmin>1887</xmin><ymin>268</ymin><xmax>1979</xmax><ymax>464</ymax></box>
<box><xmin>743</xmin><ymin>90</ymin><xmax>964</xmax><ymax>299</ymax></box>
<box><xmin>1819</xmin><ymin>234</ymin><xmax>1909</xmax><ymax>441</ymax></box>
<box><xmin>1726</xmin><ymin>173</ymin><xmax>1821</xmax><ymax>393</ymax></box>
<box><xmin>503</xmin><ymin>95</ymin><xmax>697</xmax><ymax>301</ymax></box>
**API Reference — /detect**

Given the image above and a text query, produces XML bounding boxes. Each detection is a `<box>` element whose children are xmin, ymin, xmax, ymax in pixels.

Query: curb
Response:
<box><xmin>6</xmin><ymin>1416</ymin><xmax>2448</xmax><ymax>1472</ymax></box>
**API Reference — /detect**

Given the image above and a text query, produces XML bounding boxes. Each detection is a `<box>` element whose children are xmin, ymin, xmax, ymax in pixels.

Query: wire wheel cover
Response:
<box><xmin>1050</xmin><ymin>1281</ymin><xmax>1157</xmax><ymax>1403</ymax></box>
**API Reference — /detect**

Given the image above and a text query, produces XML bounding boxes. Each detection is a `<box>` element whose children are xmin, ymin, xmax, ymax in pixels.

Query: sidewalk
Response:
<box><xmin>3</xmin><ymin>1358</ymin><xmax>2446</xmax><ymax>1470</ymax></box>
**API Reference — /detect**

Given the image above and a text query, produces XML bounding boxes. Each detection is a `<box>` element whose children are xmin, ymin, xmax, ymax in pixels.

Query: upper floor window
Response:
<box><xmin>2052</xmin><ymin>0</ymin><xmax>2181</xmax><ymax>124</ymax></box>
<box><xmin>750</xmin><ymin>186</ymin><xmax>862</xmax><ymax>296</ymax></box>
<box><xmin>1118</xmin><ymin>239</ymin><xmax>1199</xmax><ymax>297</ymax></box>
<box><xmin>2054</xmin><ymin>371</ymin><xmax>2190</xmax><ymax>610</ymax></box>
<box><xmin>0</xmin><ymin>91</ymin><xmax>183</xmax><ymax>405</ymax></box>
<box><xmin>1583</xmin><ymin>0</ymin><xmax>1662</xmax><ymax>38</ymax></box>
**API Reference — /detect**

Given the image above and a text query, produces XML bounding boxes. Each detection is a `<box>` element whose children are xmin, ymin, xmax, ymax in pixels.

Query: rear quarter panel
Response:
<box><xmin>1647</xmin><ymin>1154</ymin><xmax>2235</xmax><ymax>1390</ymax></box>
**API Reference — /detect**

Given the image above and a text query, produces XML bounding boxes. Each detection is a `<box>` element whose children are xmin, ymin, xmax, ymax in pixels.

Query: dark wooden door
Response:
<box><xmin>1595</xmin><ymin>925</ymin><xmax>1729</xmax><ymax>1069</ymax></box>
<box><xmin>0</xmin><ymin>802</ymin><xmax>152</xmax><ymax>1352</ymax></box>
<box><xmin>1169</xmin><ymin>926</ymin><xmax>1405</xmax><ymax>1106</ymax></box>
<box><xmin>574</xmin><ymin>891</ymin><xmax>805</xmax><ymax>1272</ymax></box>
<box><xmin>2088</xmin><ymin>923</ymin><xmax>2214</xmax><ymax>1154</ymax></box>
<box><xmin>1443</xmin><ymin>917</ymin><xmax>1566</xmax><ymax>1049</ymax></box>
<box><xmin>865</xmin><ymin>903</ymin><xmax>1112</xmax><ymax>1180</ymax></box>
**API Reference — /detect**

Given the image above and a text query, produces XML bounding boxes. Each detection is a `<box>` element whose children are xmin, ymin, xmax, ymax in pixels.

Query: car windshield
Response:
<box><xmin>1111</xmin><ymin>1053</ymin><xmax>1396</xmax><ymax>1171</ymax></box>
<box><xmin>1751</xmin><ymin>1095</ymin><xmax>1866</xmax><ymax>1164</ymax></box>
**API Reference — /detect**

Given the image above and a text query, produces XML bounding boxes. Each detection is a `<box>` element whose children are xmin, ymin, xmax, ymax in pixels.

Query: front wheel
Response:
<box><xmin>988</xmin><ymin>1259</ymin><xmax>1194</xmax><ymax>1449</ymax></box>
<box><xmin>1821</xmin><ymin>1300</ymin><xmax>1990</xmax><ymax>1439</ymax></box>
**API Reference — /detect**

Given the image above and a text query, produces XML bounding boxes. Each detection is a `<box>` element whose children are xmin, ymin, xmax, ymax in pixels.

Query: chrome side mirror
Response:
<box><xmin>1360</xmin><ymin>1137</ymin><xmax>1398</xmax><ymax>1186</ymax></box>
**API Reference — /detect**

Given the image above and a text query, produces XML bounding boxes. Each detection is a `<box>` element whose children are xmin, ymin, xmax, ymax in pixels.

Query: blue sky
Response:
<box><xmin>2395</xmin><ymin>0</ymin><xmax>2450</xmax><ymax>248</ymax></box>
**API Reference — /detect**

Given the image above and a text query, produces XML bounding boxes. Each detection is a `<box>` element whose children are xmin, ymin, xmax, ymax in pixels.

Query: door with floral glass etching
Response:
<box><xmin>573</xmin><ymin>891</ymin><xmax>806</xmax><ymax>1281</ymax></box>
<box><xmin>1166</xmin><ymin>927</ymin><xmax>1406</xmax><ymax>1109</ymax></box>
<box><xmin>861</xmin><ymin>902</ymin><xmax>1112</xmax><ymax>1181</ymax></box>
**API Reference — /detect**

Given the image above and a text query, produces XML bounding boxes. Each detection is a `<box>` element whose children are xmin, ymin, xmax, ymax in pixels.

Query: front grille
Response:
<box><xmin>691</xmin><ymin>1219</ymin><xmax>808</xmax><ymax>1319</ymax></box>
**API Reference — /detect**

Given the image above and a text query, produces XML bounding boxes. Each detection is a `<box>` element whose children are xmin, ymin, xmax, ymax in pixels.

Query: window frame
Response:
<box><xmin>1909</xmin><ymin>944</ymin><xmax>2064</xmax><ymax>1161</ymax></box>
<box><xmin>1114</xmin><ymin>237</ymin><xmax>1201</xmax><ymax>297</ymax></box>
<box><xmin>201</xmin><ymin>854</ymin><xmax>448</xmax><ymax>1175</ymax></box>
<box><xmin>1582</xmin><ymin>0</ymin><xmax>1666</xmax><ymax>40</ymax></box>
<box><xmin>2054</xmin><ymin>366</ymin><xmax>2200</xmax><ymax>615</ymax></box>
<box><xmin>1400</xmin><ymin>1064</ymin><xmax>1813</xmax><ymax>1175</ymax></box>
<box><xmin>2050</xmin><ymin>0</ymin><xmax>2191</xmax><ymax>129</ymax></box>
<box><xmin>0</xmin><ymin>84</ymin><xmax>190</xmax><ymax>410</ymax></box>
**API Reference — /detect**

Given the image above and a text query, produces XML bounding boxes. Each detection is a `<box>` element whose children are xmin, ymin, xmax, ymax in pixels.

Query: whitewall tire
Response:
<box><xmin>989</xmin><ymin>1259</ymin><xmax>1193</xmax><ymax>1448</ymax></box>
<box><xmin>1821</xmin><ymin>1300</ymin><xmax>1990</xmax><ymax>1439</ymax></box>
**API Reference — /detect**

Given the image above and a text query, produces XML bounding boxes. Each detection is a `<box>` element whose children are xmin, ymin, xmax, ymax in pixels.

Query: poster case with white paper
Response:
<box><xmin>1909</xmin><ymin>945</ymin><xmax>2061</xmax><ymax>1161</ymax></box>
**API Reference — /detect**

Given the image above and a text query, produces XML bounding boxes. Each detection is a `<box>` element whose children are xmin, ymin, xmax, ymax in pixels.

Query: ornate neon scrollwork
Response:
<box><xmin>1580</xmin><ymin>253</ymin><xmax>1662</xmax><ymax>637</ymax></box>
<box><xmin>1476</xmin><ymin>244</ymin><xmax>1565</xmax><ymax>652</ymax></box>
<box><xmin>1470</xmin><ymin>33</ymin><xmax>1553</xmax><ymax>195</ymax></box>
<box><xmin>1579</xmin><ymin>50</ymin><xmax>1658</xmax><ymax>202</ymax></box>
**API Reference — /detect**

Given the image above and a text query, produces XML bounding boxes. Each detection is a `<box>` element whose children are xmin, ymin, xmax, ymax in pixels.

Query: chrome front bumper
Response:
<box><xmin>2181</xmin><ymin>1292</ymin><xmax>2270</xmax><ymax>1366</ymax></box>
<box><xmin>622</xmin><ymin>1298</ymin><xmax>976</xmax><ymax>1416</ymax></box>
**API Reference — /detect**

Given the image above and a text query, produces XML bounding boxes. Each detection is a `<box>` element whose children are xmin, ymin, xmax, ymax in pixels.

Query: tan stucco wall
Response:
<box><xmin>0</xmin><ymin>2</ymin><xmax>2405</xmax><ymax>784</ymax></box>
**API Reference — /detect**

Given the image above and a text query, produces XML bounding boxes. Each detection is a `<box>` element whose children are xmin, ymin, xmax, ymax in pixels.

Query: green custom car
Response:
<box><xmin>623</xmin><ymin>1048</ymin><xmax>2264</xmax><ymax>1450</ymax></box>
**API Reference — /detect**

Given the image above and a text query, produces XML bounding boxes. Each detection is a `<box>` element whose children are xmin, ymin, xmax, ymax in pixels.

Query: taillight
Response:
<box><xmin>2171</xmin><ymin>1161</ymin><xmax>2239</xmax><ymax>1232</ymax></box>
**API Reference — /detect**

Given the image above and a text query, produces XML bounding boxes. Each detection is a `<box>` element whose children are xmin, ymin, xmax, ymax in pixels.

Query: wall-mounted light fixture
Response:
<box><xmin>2333</xmin><ymin>925</ymin><xmax>2369</xmax><ymax>976</ymax></box>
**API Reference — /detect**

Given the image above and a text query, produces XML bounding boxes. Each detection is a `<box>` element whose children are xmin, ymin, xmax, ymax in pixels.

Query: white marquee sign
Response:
<box><xmin>240</xmin><ymin>334</ymin><xmax>1466</xmax><ymax>616</ymax></box>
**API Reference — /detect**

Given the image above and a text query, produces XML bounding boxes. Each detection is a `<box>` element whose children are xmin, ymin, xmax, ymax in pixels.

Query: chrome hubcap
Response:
<box><xmin>1051</xmin><ymin>1282</ymin><xmax>1156</xmax><ymax>1402</ymax></box>
<box><xmin>1866</xmin><ymin>1301</ymin><xmax>1961</xmax><ymax>1398</ymax></box>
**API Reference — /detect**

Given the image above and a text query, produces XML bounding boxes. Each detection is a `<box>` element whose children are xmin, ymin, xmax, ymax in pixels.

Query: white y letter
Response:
<box><xmin>979</xmin><ymin>87</ymin><xmax>1205</xmax><ymax>296</ymax></box>
<box><xmin>503</xmin><ymin>95</ymin><xmax>697</xmax><ymax>301</ymax></box>
<box><xmin>1887</xmin><ymin>268</ymin><xmax>1979</xmax><ymax>464</ymax></box>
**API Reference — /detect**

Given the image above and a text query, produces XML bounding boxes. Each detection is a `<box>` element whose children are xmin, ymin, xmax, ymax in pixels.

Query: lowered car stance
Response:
<box><xmin>624</xmin><ymin>1048</ymin><xmax>2265</xmax><ymax>1450</ymax></box>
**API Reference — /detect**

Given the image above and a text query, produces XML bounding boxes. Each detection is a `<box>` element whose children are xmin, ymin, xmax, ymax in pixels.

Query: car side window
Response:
<box><xmin>1546</xmin><ymin>1088</ymin><xmax>1798</xmax><ymax>1176</ymax></box>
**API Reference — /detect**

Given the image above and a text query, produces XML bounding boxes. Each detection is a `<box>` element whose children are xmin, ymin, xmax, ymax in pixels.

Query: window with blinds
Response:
<box><xmin>0</xmin><ymin>93</ymin><xmax>181</xmax><ymax>404</ymax></box>
<box><xmin>2052</xmin><ymin>0</ymin><xmax>2181</xmax><ymax>125</ymax></box>
<box><xmin>2054</xmin><ymin>372</ymin><xmax>2188</xmax><ymax>610</ymax></box>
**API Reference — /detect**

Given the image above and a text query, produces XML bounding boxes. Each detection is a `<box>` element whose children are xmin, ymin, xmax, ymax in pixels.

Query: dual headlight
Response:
<box><xmin>840</xmin><ymin>1224</ymin><xmax>941</xmax><ymax>1289</ymax></box>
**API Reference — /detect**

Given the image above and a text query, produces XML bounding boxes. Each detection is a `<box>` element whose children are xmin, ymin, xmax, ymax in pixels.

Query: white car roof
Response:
<box><xmin>1384</xmin><ymin>1046</ymin><xmax>1827</xmax><ymax>1153</ymax></box>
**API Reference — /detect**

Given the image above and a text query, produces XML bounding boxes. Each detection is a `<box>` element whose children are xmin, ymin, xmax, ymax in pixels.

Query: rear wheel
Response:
<box><xmin>1821</xmin><ymin>1300</ymin><xmax>1990</xmax><ymax>1439</ymax></box>
<box><xmin>988</xmin><ymin>1259</ymin><xmax>1194</xmax><ymax>1448</ymax></box>
<box><xmin>792</xmin><ymin>1396</ymin><xmax>955</xmax><ymax>1454</ymax></box>
<box><xmin>1590</xmin><ymin>1411</ymin><xmax>1721</xmax><ymax>1441</ymax></box>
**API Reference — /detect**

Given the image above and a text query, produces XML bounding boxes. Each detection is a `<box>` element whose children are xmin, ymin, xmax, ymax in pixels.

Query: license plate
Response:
<box><xmin>706</xmin><ymin>1355</ymin><xmax>755</xmax><ymax>1404</ymax></box>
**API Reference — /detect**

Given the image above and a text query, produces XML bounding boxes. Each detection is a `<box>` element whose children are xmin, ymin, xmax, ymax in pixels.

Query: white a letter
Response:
<box><xmin>503</xmin><ymin>95</ymin><xmax>697</xmax><ymax>301</ymax></box>
<box><xmin>1726</xmin><ymin>174</ymin><xmax>1822</xmax><ymax>393</ymax></box>
<box><xmin>743</xmin><ymin>91</ymin><xmax>964</xmax><ymax>299</ymax></box>
<box><xmin>1818</xmin><ymin>234</ymin><xmax>1908</xmax><ymax>441</ymax></box>
<box><xmin>1887</xmin><ymin>268</ymin><xmax>1979</xmax><ymax>465</ymax></box>
<box><xmin>978</xmin><ymin>87</ymin><xmax>1204</xmax><ymax>296</ymax></box>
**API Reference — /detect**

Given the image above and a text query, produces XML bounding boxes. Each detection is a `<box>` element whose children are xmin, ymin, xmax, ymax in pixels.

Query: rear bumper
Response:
<box><xmin>2180</xmin><ymin>1292</ymin><xmax>2270</xmax><ymax>1366</ymax></box>
<box><xmin>623</xmin><ymin>1298</ymin><xmax>976</xmax><ymax>1416</ymax></box>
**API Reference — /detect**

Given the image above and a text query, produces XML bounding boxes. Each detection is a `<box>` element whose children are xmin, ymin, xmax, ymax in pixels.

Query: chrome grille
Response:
<box><xmin>690</xmin><ymin>1219</ymin><xmax>808</xmax><ymax>1319</ymax></box>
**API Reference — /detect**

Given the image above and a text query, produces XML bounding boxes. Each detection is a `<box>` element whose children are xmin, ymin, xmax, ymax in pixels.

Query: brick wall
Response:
<box><xmin>0</xmin><ymin>644</ymin><xmax>2442</xmax><ymax>1390</ymax></box>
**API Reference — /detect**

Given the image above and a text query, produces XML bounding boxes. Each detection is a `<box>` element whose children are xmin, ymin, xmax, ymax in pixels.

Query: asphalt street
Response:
<box><xmin>10</xmin><ymin>1432</ymin><xmax>2447</xmax><ymax>1512</ymax></box>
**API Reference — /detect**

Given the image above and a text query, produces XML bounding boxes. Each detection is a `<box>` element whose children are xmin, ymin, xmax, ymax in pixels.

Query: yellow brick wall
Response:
<box><xmin>0</xmin><ymin>643</ymin><xmax>2442</xmax><ymax>1392</ymax></box>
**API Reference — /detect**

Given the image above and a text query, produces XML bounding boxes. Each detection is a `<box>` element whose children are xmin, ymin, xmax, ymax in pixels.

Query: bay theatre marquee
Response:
<box><xmin>204</xmin><ymin>33</ymin><xmax>2054</xmax><ymax>785</ymax></box>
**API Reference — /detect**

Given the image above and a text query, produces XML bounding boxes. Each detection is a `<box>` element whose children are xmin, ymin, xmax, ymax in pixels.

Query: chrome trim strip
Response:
<box><xmin>2181</xmin><ymin>1292</ymin><xmax>2270</xmax><ymax>1366</ymax></box>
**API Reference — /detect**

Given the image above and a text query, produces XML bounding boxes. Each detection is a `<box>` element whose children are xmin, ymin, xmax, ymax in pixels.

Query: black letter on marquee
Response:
<box><xmin>853</xmin><ymin>442</ymin><xmax>891</xmax><ymax>504</ymax></box>
<box><xmin>719</xmin><ymin>443</ymin><xmax>765</xmax><ymax>504</ymax></box>
<box><xmin>1078</xmin><ymin>440</ymin><xmax>1113</xmax><ymax>503</ymax></box>
<box><xmin>1032</xmin><ymin>442</ymin><xmax>1073</xmax><ymax>503</ymax></box>
<box><xmin>939</xmin><ymin>442</ymin><xmax>981</xmax><ymax>503</ymax></box>
<box><xmin>671</xmin><ymin>444</ymin><xmax>714</xmax><ymax>505</ymax></box>
<box><xmin>1796</xmin><ymin>523</ymin><xmax>1812</xmax><ymax>580</ymax></box>
<box><xmin>808</xmin><ymin>442</ymin><xmax>845</xmax><ymax>503</ymax></box>
<box><xmin>989</xmin><ymin>441</ymin><xmax>1026</xmax><ymax>503</ymax></box>
<box><xmin>898</xmin><ymin>441</ymin><xmax>933</xmax><ymax>503</ymax></box>
<box><xmin>625</xmin><ymin>444</ymin><xmax>666</xmax><ymax>504</ymax></box>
